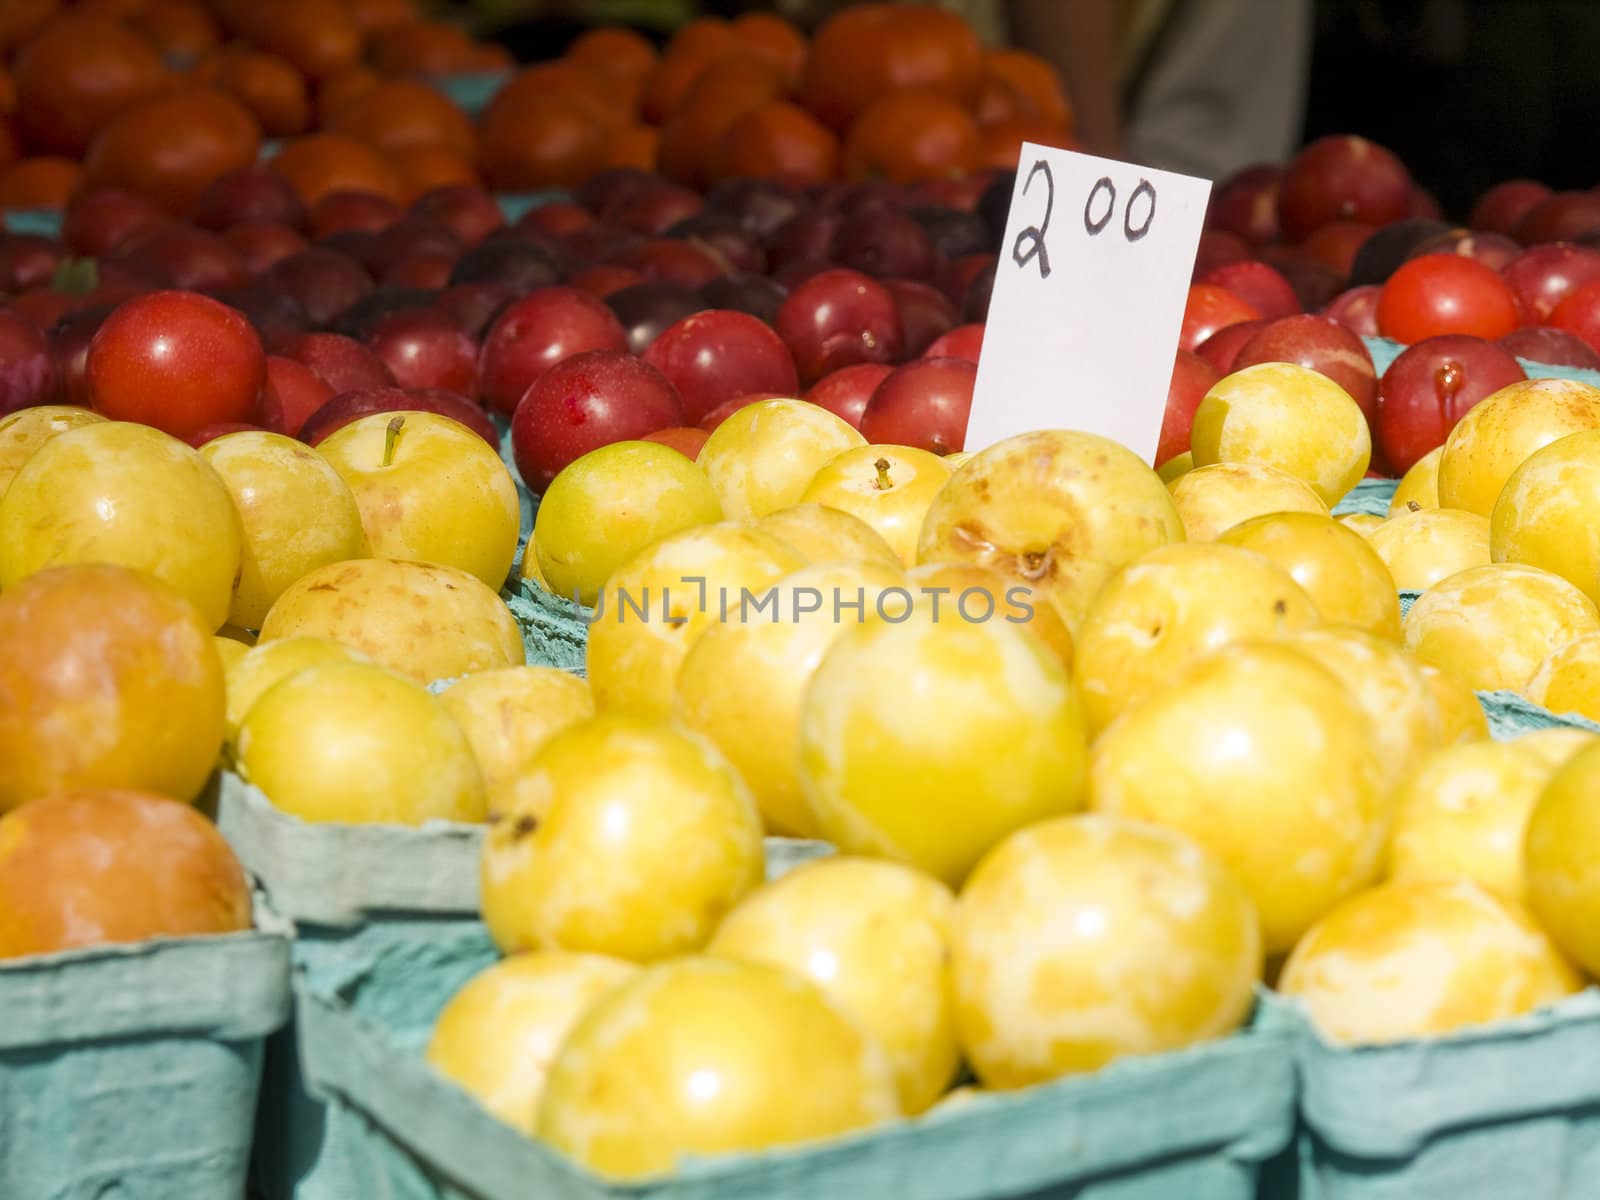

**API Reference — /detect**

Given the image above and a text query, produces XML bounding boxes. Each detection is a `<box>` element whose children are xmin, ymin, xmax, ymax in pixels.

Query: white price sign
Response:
<box><xmin>966</xmin><ymin>144</ymin><xmax>1213</xmax><ymax>463</ymax></box>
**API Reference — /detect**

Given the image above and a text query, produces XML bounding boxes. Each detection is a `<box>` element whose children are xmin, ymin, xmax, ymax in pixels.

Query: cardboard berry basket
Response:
<box><xmin>1262</xmin><ymin>987</ymin><xmax>1600</xmax><ymax>1200</ymax></box>
<box><xmin>290</xmin><ymin>941</ymin><xmax>1294</xmax><ymax>1200</ymax></box>
<box><xmin>0</xmin><ymin>892</ymin><xmax>292</xmax><ymax>1200</ymax></box>
<box><xmin>216</xmin><ymin>772</ymin><xmax>835</xmax><ymax>1199</ymax></box>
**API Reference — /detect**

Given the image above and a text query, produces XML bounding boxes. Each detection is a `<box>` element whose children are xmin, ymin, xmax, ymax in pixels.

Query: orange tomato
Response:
<box><xmin>266</xmin><ymin>131</ymin><xmax>407</xmax><ymax>206</ymax></box>
<box><xmin>392</xmin><ymin>143</ymin><xmax>482</xmax><ymax>200</ymax></box>
<box><xmin>983</xmin><ymin>49</ymin><xmax>1073</xmax><ymax>130</ymax></box>
<box><xmin>802</xmin><ymin>4</ymin><xmax>982</xmax><ymax>134</ymax></box>
<box><xmin>316</xmin><ymin>66</ymin><xmax>381</xmax><ymax>124</ymax></box>
<box><xmin>842</xmin><ymin>90</ymin><xmax>980</xmax><ymax>183</ymax></box>
<box><xmin>82</xmin><ymin>87</ymin><xmax>260</xmax><ymax>215</ymax></box>
<box><xmin>734</xmin><ymin>12</ymin><xmax>807</xmax><ymax>87</ymax></box>
<box><xmin>603</xmin><ymin>124</ymin><xmax>660</xmax><ymax>173</ymax></box>
<box><xmin>479</xmin><ymin>90</ymin><xmax>607</xmax><ymax>191</ymax></box>
<box><xmin>657</xmin><ymin>56</ymin><xmax>786</xmax><ymax>189</ymax></box>
<box><xmin>975</xmin><ymin>118</ymin><xmax>1076</xmax><ymax>172</ymax></box>
<box><xmin>489</xmin><ymin>62</ymin><xmax>629</xmax><ymax>132</ymax></box>
<box><xmin>201</xmin><ymin>49</ymin><xmax>311</xmax><ymax>138</ymax></box>
<box><xmin>716</xmin><ymin>101</ymin><xmax>838</xmax><ymax>187</ymax></box>
<box><xmin>13</xmin><ymin>16</ymin><xmax>169</xmax><ymax>157</ymax></box>
<box><xmin>326</xmin><ymin>80</ymin><xmax>476</xmax><ymax>159</ymax></box>
<box><xmin>0</xmin><ymin>157</ymin><xmax>79</xmax><ymax>209</ymax></box>
<box><xmin>566</xmin><ymin>26</ymin><xmax>657</xmax><ymax>107</ymax></box>
<box><xmin>343</xmin><ymin>0</ymin><xmax>418</xmax><ymax>36</ymax></box>
<box><xmin>129</xmin><ymin>0</ymin><xmax>220</xmax><ymax>64</ymax></box>
<box><xmin>233</xmin><ymin>0</ymin><xmax>361</xmax><ymax>81</ymax></box>
<box><xmin>368</xmin><ymin>21</ymin><xmax>481</xmax><ymax>78</ymax></box>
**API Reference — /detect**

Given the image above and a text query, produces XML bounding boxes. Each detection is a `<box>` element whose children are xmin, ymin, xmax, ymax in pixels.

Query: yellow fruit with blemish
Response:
<box><xmin>798</xmin><ymin>606</ymin><xmax>1088</xmax><ymax>887</ymax></box>
<box><xmin>1279</xmin><ymin>879</ymin><xmax>1581</xmax><ymax>1044</ymax></box>
<box><xmin>1169</xmin><ymin>461</ymin><xmax>1329</xmax><ymax>542</ymax></box>
<box><xmin>1490</xmin><ymin>429</ymin><xmax>1600</xmax><ymax>606</ymax></box>
<box><xmin>425</xmin><ymin>951</ymin><xmax>638</xmax><ymax>1133</ymax></box>
<box><xmin>1338</xmin><ymin>512</ymin><xmax>1384</xmax><ymax>537</ymax></box>
<box><xmin>0</xmin><ymin>405</ymin><xmax>105</xmax><ymax>499</ymax></box>
<box><xmin>1090</xmin><ymin>642</ymin><xmax>1387</xmax><ymax>954</ymax></box>
<box><xmin>236</xmin><ymin>661</ymin><xmax>486</xmax><ymax>825</ymax></box>
<box><xmin>480</xmin><ymin>714</ymin><xmax>763</xmax><ymax>961</ymax></box>
<box><xmin>1367</xmin><ymin>508</ymin><xmax>1491</xmax><ymax>592</ymax></box>
<box><xmin>799</xmin><ymin>444</ymin><xmax>951</xmax><ymax>566</ymax></box>
<box><xmin>674</xmin><ymin>560</ymin><xmax>906</xmax><ymax>837</ymax></box>
<box><xmin>319</xmin><ymin>412</ymin><xmax>520</xmax><ymax>590</ymax></box>
<box><xmin>1385</xmin><ymin>740</ymin><xmax>1553</xmax><ymax>902</ymax></box>
<box><xmin>1402</xmin><ymin>563</ymin><xmax>1600</xmax><ymax>693</ymax></box>
<box><xmin>1513</xmin><ymin>727</ymin><xmax>1598</xmax><ymax>769</ymax></box>
<box><xmin>585</xmin><ymin>522</ymin><xmax>806</xmax><ymax>716</ymax></box>
<box><xmin>916</xmin><ymin>429</ymin><xmax>1184</xmax><ymax>630</ymax></box>
<box><xmin>259</xmin><ymin>557</ymin><xmax>524</xmax><ymax>685</ymax></box>
<box><xmin>1280</xmin><ymin>626</ymin><xmax>1441</xmax><ymax>791</ymax></box>
<box><xmin>436</xmin><ymin>666</ymin><xmax>595</xmax><ymax>819</ymax></box>
<box><xmin>200</xmin><ymin>430</ymin><xmax>369</xmax><ymax>629</ymax></box>
<box><xmin>1388</xmin><ymin>446</ymin><xmax>1441</xmax><ymax>516</ymax></box>
<box><xmin>1217</xmin><ymin>511</ymin><xmax>1401</xmax><ymax>640</ymax></box>
<box><xmin>1524</xmin><ymin>632</ymin><xmax>1600</xmax><ymax>723</ymax></box>
<box><xmin>951</xmin><ymin>814</ymin><xmax>1260</xmax><ymax>1089</ymax></box>
<box><xmin>1073</xmin><ymin>542</ymin><xmax>1319</xmax><ymax>736</ymax></box>
<box><xmin>1190</xmin><ymin>362</ymin><xmax>1372</xmax><ymax>505</ymax></box>
<box><xmin>532</xmin><ymin>440</ymin><xmax>723</xmax><ymax>607</ymax></box>
<box><xmin>751</xmin><ymin>502</ymin><xmax>901</xmax><ymax>568</ymax></box>
<box><xmin>696</xmin><ymin>399</ymin><xmax>865</xmax><ymax>519</ymax></box>
<box><xmin>0</xmin><ymin>421</ymin><xmax>242</xmax><ymax>630</ymax></box>
<box><xmin>709</xmin><ymin>856</ymin><xmax>958</xmax><ymax>1114</ymax></box>
<box><xmin>224</xmin><ymin>635</ymin><xmax>371</xmax><ymax>743</ymax></box>
<box><xmin>537</xmin><ymin>957</ymin><xmax>900</xmax><ymax>1181</ymax></box>
<box><xmin>1437</xmin><ymin>378</ymin><xmax>1600</xmax><ymax>516</ymax></box>
<box><xmin>904</xmin><ymin>561</ymin><xmax>1074</xmax><ymax>672</ymax></box>
<box><xmin>1417</xmin><ymin>662</ymin><xmax>1489</xmax><ymax>744</ymax></box>
<box><xmin>1525</xmin><ymin>743</ymin><xmax>1600</xmax><ymax>976</ymax></box>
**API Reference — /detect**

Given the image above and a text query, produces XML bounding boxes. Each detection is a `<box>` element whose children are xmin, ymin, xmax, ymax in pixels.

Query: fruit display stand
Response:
<box><xmin>0</xmin><ymin>894</ymin><xmax>292</xmax><ymax>1200</ymax></box>
<box><xmin>290</xmin><ymin>951</ymin><xmax>1293</xmax><ymax>1200</ymax></box>
<box><xmin>217</xmin><ymin>771</ymin><xmax>839</xmax><ymax>1198</ymax></box>
<box><xmin>1255</xmin><ymin>686</ymin><xmax>1600</xmax><ymax>1200</ymax></box>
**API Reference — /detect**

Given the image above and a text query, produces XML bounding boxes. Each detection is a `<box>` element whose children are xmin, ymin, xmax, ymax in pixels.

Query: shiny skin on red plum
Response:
<box><xmin>86</xmin><ymin>290</ymin><xmax>265</xmax><ymax>441</ymax></box>
<box><xmin>511</xmin><ymin>349</ymin><xmax>684</xmax><ymax>491</ymax></box>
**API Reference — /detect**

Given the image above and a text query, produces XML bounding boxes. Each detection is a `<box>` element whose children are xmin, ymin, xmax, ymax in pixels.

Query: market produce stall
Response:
<box><xmin>5</xmin><ymin>4</ymin><xmax>1600</xmax><ymax>1200</ymax></box>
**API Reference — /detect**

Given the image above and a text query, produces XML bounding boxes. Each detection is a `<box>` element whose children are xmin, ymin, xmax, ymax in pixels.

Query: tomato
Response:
<box><xmin>86</xmin><ymin>291</ymin><xmax>266</xmax><ymax>441</ymax></box>
<box><xmin>1376</xmin><ymin>254</ymin><xmax>1522</xmax><ymax>344</ymax></box>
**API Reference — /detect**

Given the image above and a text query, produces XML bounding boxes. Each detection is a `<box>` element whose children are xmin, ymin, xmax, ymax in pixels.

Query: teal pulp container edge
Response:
<box><xmin>292</xmin><ymin>932</ymin><xmax>1295</xmax><ymax>1200</ymax></box>
<box><xmin>0</xmin><ymin>889</ymin><xmax>292</xmax><ymax>1200</ymax></box>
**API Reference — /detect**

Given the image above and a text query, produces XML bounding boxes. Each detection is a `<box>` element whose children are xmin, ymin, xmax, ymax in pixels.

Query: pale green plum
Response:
<box><xmin>534</xmin><ymin>441</ymin><xmax>723</xmax><ymax>606</ymax></box>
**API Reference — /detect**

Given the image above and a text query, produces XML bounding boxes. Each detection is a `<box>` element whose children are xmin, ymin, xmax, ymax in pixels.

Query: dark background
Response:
<box><xmin>460</xmin><ymin>0</ymin><xmax>1600</xmax><ymax>223</ymax></box>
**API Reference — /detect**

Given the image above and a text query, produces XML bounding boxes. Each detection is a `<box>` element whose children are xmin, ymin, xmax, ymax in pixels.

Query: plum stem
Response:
<box><xmin>873</xmin><ymin>456</ymin><xmax>893</xmax><ymax>490</ymax></box>
<box><xmin>383</xmin><ymin>415</ymin><xmax>405</xmax><ymax>467</ymax></box>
